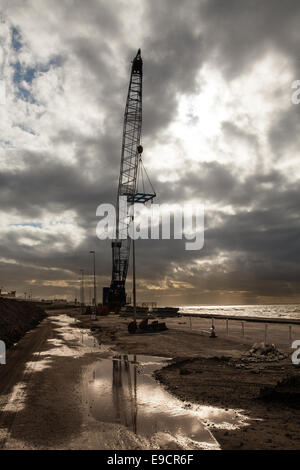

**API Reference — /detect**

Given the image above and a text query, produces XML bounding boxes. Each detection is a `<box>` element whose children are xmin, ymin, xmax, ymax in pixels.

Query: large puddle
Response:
<box><xmin>84</xmin><ymin>354</ymin><xmax>246</xmax><ymax>450</ymax></box>
<box><xmin>26</xmin><ymin>314</ymin><xmax>246</xmax><ymax>450</ymax></box>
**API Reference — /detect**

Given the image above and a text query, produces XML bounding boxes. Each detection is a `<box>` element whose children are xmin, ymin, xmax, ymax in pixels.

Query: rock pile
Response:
<box><xmin>242</xmin><ymin>342</ymin><xmax>287</xmax><ymax>363</ymax></box>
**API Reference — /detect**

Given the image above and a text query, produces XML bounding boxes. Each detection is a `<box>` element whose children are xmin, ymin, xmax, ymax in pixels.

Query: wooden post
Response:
<box><xmin>241</xmin><ymin>321</ymin><xmax>245</xmax><ymax>337</ymax></box>
<box><xmin>226</xmin><ymin>318</ymin><xmax>229</xmax><ymax>336</ymax></box>
<box><xmin>264</xmin><ymin>323</ymin><xmax>268</xmax><ymax>344</ymax></box>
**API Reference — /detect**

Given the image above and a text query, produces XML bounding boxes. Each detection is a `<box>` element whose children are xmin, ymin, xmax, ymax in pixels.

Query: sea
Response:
<box><xmin>178</xmin><ymin>304</ymin><xmax>300</xmax><ymax>321</ymax></box>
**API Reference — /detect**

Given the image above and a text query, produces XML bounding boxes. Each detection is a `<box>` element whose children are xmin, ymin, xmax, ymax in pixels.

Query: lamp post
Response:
<box><xmin>80</xmin><ymin>269</ymin><xmax>85</xmax><ymax>314</ymax></box>
<box><xmin>89</xmin><ymin>251</ymin><xmax>97</xmax><ymax>318</ymax></box>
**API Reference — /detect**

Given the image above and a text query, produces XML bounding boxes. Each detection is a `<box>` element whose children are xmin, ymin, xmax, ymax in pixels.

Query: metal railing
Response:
<box><xmin>174</xmin><ymin>315</ymin><xmax>298</xmax><ymax>345</ymax></box>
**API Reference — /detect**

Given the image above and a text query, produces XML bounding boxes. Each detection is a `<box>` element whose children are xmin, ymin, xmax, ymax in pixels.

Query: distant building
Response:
<box><xmin>0</xmin><ymin>289</ymin><xmax>16</xmax><ymax>298</ymax></box>
<box><xmin>39</xmin><ymin>298</ymin><xmax>68</xmax><ymax>304</ymax></box>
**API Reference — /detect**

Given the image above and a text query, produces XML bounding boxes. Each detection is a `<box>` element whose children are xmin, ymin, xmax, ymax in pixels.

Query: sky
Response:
<box><xmin>1</xmin><ymin>0</ymin><xmax>300</xmax><ymax>305</ymax></box>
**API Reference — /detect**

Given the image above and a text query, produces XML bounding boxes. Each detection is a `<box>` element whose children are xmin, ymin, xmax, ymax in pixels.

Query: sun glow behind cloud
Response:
<box><xmin>148</xmin><ymin>52</ymin><xmax>296</xmax><ymax>184</ymax></box>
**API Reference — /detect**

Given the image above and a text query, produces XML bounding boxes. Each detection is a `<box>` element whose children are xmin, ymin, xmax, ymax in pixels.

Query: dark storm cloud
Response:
<box><xmin>268</xmin><ymin>105</ymin><xmax>300</xmax><ymax>157</ymax></box>
<box><xmin>199</xmin><ymin>0</ymin><xmax>300</xmax><ymax>163</ymax></box>
<box><xmin>133</xmin><ymin>158</ymin><xmax>300</xmax><ymax>301</ymax></box>
<box><xmin>142</xmin><ymin>1</ymin><xmax>204</xmax><ymax>135</ymax></box>
<box><xmin>2</xmin><ymin>0</ymin><xmax>300</xmax><ymax>302</ymax></box>
<box><xmin>222</xmin><ymin>122</ymin><xmax>260</xmax><ymax>156</ymax></box>
<box><xmin>200</xmin><ymin>0</ymin><xmax>300</xmax><ymax>78</ymax></box>
<box><xmin>0</xmin><ymin>150</ymin><xmax>115</xmax><ymax>218</ymax></box>
<box><xmin>154</xmin><ymin>161</ymin><xmax>286</xmax><ymax>210</ymax></box>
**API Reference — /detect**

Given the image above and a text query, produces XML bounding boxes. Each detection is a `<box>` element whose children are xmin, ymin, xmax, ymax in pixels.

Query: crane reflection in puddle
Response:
<box><xmin>112</xmin><ymin>355</ymin><xmax>138</xmax><ymax>434</ymax></box>
<box><xmin>85</xmin><ymin>354</ymin><xmax>247</xmax><ymax>449</ymax></box>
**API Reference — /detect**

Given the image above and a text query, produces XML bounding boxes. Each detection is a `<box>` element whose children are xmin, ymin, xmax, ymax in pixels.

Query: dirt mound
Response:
<box><xmin>0</xmin><ymin>299</ymin><xmax>46</xmax><ymax>348</ymax></box>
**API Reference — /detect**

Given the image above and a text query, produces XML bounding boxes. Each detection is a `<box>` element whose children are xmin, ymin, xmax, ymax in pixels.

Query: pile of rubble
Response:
<box><xmin>241</xmin><ymin>342</ymin><xmax>288</xmax><ymax>363</ymax></box>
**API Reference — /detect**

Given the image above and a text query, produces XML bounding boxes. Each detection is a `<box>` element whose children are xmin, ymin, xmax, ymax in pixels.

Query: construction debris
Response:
<box><xmin>128</xmin><ymin>318</ymin><xmax>168</xmax><ymax>334</ymax></box>
<box><xmin>241</xmin><ymin>342</ymin><xmax>288</xmax><ymax>363</ymax></box>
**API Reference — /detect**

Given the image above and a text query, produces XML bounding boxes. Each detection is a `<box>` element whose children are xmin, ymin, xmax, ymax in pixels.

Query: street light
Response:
<box><xmin>89</xmin><ymin>251</ymin><xmax>97</xmax><ymax>318</ymax></box>
<box><xmin>80</xmin><ymin>269</ymin><xmax>85</xmax><ymax>314</ymax></box>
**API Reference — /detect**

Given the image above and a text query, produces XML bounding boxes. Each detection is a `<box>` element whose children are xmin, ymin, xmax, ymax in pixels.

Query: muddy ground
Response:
<box><xmin>74</xmin><ymin>312</ymin><xmax>300</xmax><ymax>450</ymax></box>
<box><xmin>0</xmin><ymin>312</ymin><xmax>151</xmax><ymax>449</ymax></box>
<box><xmin>1</xmin><ymin>309</ymin><xmax>299</xmax><ymax>450</ymax></box>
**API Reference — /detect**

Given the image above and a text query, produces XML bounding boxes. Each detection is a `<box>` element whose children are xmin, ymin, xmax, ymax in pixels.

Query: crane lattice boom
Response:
<box><xmin>108</xmin><ymin>50</ymin><xmax>143</xmax><ymax>309</ymax></box>
<box><xmin>104</xmin><ymin>49</ymin><xmax>155</xmax><ymax>311</ymax></box>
